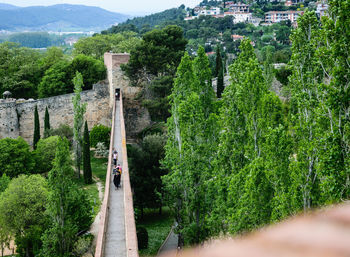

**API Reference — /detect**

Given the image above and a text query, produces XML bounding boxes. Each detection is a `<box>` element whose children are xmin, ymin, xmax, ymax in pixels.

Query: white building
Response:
<box><xmin>316</xmin><ymin>2</ymin><xmax>329</xmax><ymax>17</ymax></box>
<box><xmin>265</xmin><ymin>11</ymin><xmax>303</xmax><ymax>23</ymax></box>
<box><xmin>226</xmin><ymin>2</ymin><xmax>250</xmax><ymax>13</ymax></box>
<box><xmin>198</xmin><ymin>7</ymin><xmax>221</xmax><ymax>16</ymax></box>
<box><xmin>224</xmin><ymin>12</ymin><xmax>252</xmax><ymax>24</ymax></box>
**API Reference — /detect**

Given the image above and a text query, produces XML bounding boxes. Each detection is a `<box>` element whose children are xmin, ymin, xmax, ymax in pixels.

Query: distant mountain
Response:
<box><xmin>123</xmin><ymin>6</ymin><xmax>186</xmax><ymax>29</ymax></box>
<box><xmin>0</xmin><ymin>3</ymin><xmax>19</xmax><ymax>10</ymax></box>
<box><xmin>0</xmin><ymin>3</ymin><xmax>130</xmax><ymax>32</ymax></box>
<box><xmin>103</xmin><ymin>6</ymin><xmax>186</xmax><ymax>34</ymax></box>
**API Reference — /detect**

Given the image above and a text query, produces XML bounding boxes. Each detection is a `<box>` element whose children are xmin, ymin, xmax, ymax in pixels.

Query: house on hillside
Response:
<box><xmin>226</xmin><ymin>2</ymin><xmax>250</xmax><ymax>13</ymax></box>
<box><xmin>225</xmin><ymin>12</ymin><xmax>252</xmax><ymax>24</ymax></box>
<box><xmin>265</xmin><ymin>10</ymin><xmax>303</xmax><ymax>24</ymax></box>
<box><xmin>197</xmin><ymin>7</ymin><xmax>221</xmax><ymax>16</ymax></box>
<box><xmin>316</xmin><ymin>2</ymin><xmax>329</xmax><ymax>17</ymax></box>
<box><xmin>231</xmin><ymin>34</ymin><xmax>244</xmax><ymax>41</ymax></box>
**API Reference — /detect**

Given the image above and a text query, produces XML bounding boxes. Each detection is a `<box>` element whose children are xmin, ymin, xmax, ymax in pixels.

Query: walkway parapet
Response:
<box><xmin>95</xmin><ymin>99</ymin><xmax>116</xmax><ymax>257</ymax></box>
<box><xmin>120</xmin><ymin>91</ymin><xmax>139</xmax><ymax>257</ymax></box>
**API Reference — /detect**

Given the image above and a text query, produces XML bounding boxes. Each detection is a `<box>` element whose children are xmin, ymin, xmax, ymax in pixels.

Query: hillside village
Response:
<box><xmin>185</xmin><ymin>0</ymin><xmax>329</xmax><ymax>26</ymax></box>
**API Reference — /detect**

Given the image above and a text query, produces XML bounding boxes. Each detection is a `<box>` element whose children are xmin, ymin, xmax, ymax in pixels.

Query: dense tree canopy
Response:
<box><xmin>73</xmin><ymin>32</ymin><xmax>141</xmax><ymax>59</ymax></box>
<box><xmin>161</xmin><ymin>2</ymin><xmax>350</xmax><ymax>246</ymax></box>
<box><xmin>0</xmin><ymin>175</ymin><xmax>48</xmax><ymax>257</ymax></box>
<box><xmin>0</xmin><ymin>137</ymin><xmax>35</xmax><ymax>178</ymax></box>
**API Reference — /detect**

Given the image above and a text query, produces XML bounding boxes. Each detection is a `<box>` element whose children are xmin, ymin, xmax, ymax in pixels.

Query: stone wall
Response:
<box><xmin>0</xmin><ymin>81</ymin><xmax>111</xmax><ymax>144</ymax></box>
<box><xmin>0</xmin><ymin>53</ymin><xmax>151</xmax><ymax>144</ymax></box>
<box><xmin>104</xmin><ymin>53</ymin><xmax>151</xmax><ymax>139</ymax></box>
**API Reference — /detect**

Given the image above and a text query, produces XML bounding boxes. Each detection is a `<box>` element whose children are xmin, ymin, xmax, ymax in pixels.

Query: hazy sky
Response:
<box><xmin>1</xmin><ymin>0</ymin><xmax>201</xmax><ymax>14</ymax></box>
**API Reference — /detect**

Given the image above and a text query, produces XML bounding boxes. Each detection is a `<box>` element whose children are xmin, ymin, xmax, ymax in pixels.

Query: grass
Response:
<box><xmin>137</xmin><ymin>207</ymin><xmax>174</xmax><ymax>257</ymax></box>
<box><xmin>90</xmin><ymin>151</ymin><xmax>108</xmax><ymax>184</ymax></box>
<box><xmin>74</xmin><ymin>151</ymin><xmax>108</xmax><ymax>219</ymax></box>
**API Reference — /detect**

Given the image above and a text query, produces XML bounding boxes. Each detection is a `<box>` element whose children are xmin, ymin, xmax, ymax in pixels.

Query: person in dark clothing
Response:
<box><xmin>113</xmin><ymin>165</ymin><xmax>121</xmax><ymax>189</ymax></box>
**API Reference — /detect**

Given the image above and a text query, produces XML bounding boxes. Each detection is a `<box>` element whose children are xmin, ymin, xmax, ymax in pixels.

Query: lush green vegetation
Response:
<box><xmin>122</xmin><ymin>25</ymin><xmax>187</xmax><ymax>122</ymax></box>
<box><xmin>90</xmin><ymin>152</ymin><xmax>108</xmax><ymax>183</ymax></box>
<box><xmin>89</xmin><ymin>124</ymin><xmax>111</xmax><ymax>148</ymax></box>
<box><xmin>137</xmin><ymin>208</ymin><xmax>173</xmax><ymax>257</ymax></box>
<box><xmin>6</xmin><ymin>32</ymin><xmax>64</xmax><ymax>48</ymax></box>
<box><xmin>0</xmin><ymin>137</ymin><xmax>95</xmax><ymax>256</ymax></box>
<box><xmin>105</xmin><ymin>1</ymin><xmax>294</xmax><ymax>65</ymax></box>
<box><xmin>0</xmin><ymin>44</ymin><xmax>106</xmax><ymax>99</ymax></box>
<box><xmin>161</xmin><ymin>2</ymin><xmax>350</xmax><ymax>247</ymax></box>
<box><xmin>128</xmin><ymin>134</ymin><xmax>167</xmax><ymax>218</ymax></box>
<box><xmin>73</xmin><ymin>32</ymin><xmax>141</xmax><ymax>59</ymax></box>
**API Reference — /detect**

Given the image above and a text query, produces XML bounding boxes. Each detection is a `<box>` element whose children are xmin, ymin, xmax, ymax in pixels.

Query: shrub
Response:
<box><xmin>34</xmin><ymin>136</ymin><xmax>59</xmax><ymax>173</ymax></box>
<box><xmin>49</xmin><ymin>124</ymin><xmax>74</xmax><ymax>146</ymax></box>
<box><xmin>0</xmin><ymin>137</ymin><xmax>35</xmax><ymax>177</ymax></box>
<box><xmin>90</xmin><ymin>124</ymin><xmax>111</xmax><ymax>148</ymax></box>
<box><xmin>95</xmin><ymin>142</ymin><xmax>109</xmax><ymax>158</ymax></box>
<box><xmin>137</xmin><ymin>226</ymin><xmax>148</xmax><ymax>250</ymax></box>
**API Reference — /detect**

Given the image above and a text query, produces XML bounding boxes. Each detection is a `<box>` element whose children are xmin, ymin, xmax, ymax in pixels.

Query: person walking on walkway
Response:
<box><xmin>112</xmin><ymin>165</ymin><xmax>120</xmax><ymax>190</ymax></box>
<box><xmin>114</xmin><ymin>164</ymin><xmax>122</xmax><ymax>189</ymax></box>
<box><xmin>112</xmin><ymin>149</ymin><xmax>118</xmax><ymax>166</ymax></box>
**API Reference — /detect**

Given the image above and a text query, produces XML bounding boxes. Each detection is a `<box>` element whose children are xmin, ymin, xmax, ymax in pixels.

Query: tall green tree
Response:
<box><xmin>72</xmin><ymin>72</ymin><xmax>87</xmax><ymax>179</ymax></box>
<box><xmin>209</xmin><ymin>38</ymin><xmax>280</xmax><ymax>235</ymax></box>
<box><xmin>288</xmin><ymin>11</ymin><xmax>324</xmax><ymax>212</ymax></box>
<box><xmin>122</xmin><ymin>25</ymin><xmax>187</xmax><ymax>121</ymax></box>
<box><xmin>33</xmin><ymin>105</ymin><xmax>40</xmax><ymax>150</ymax></box>
<box><xmin>163</xmin><ymin>53</ymin><xmax>196</xmax><ymax>247</ymax></box>
<box><xmin>83</xmin><ymin>121</ymin><xmax>92</xmax><ymax>184</ymax></box>
<box><xmin>215</xmin><ymin>46</ymin><xmax>224</xmax><ymax>98</ymax></box>
<box><xmin>40</xmin><ymin>137</ymin><xmax>92</xmax><ymax>257</ymax></box>
<box><xmin>0</xmin><ymin>175</ymin><xmax>48</xmax><ymax>257</ymax></box>
<box><xmin>129</xmin><ymin>133</ymin><xmax>167</xmax><ymax>217</ymax></box>
<box><xmin>163</xmin><ymin>47</ymin><xmax>217</xmax><ymax>245</ymax></box>
<box><xmin>44</xmin><ymin>106</ymin><xmax>50</xmax><ymax>138</ymax></box>
<box><xmin>0</xmin><ymin>42</ymin><xmax>41</xmax><ymax>99</ymax></box>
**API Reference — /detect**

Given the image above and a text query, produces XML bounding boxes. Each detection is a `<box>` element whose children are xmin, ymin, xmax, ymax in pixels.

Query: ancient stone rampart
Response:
<box><xmin>104</xmin><ymin>53</ymin><xmax>151</xmax><ymax>139</ymax></box>
<box><xmin>0</xmin><ymin>53</ymin><xmax>151</xmax><ymax>144</ymax></box>
<box><xmin>0</xmin><ymin>81</ymin><xmax>111</xmax><ymax>144</ymax></box>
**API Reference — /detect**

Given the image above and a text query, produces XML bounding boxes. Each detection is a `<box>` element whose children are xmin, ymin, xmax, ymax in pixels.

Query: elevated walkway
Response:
<box><xmin>95</xmin><ymin>92</ymin><xmax>138</xmax><ymax>257</ymax></box>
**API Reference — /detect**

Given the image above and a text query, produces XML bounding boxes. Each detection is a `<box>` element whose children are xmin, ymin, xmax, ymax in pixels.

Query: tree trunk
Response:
<box><xmin>159</xmin><ymin>206</ymin><xmax>162</xmax><ymax>215</ymax></box>
<box><xmin>178</xmin><ymin>233</ymin><xmax>184</xmax><ymax>249</ymax></box>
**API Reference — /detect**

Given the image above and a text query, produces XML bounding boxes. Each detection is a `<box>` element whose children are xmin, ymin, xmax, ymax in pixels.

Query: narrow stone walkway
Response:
<box><xmin>104</xmin><ymin>101</ymin><xmax>126</xmax><ymax>257</ymax></box>
<box><xmin>158</xmin><ymin>227</ymin><xmax>178</xmax><ymax>257</ymax></box>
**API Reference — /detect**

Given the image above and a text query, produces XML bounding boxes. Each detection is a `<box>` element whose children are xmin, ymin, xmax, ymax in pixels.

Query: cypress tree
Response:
<box><xmin>215</xmin><ymin>46</ymin><xmax>224</xmax><ymax>98</ymax></box>
<box><xmin>217</xmin><ymin>65</ymin><xmax>224</xmax><ymax>98</ymax></box>
<box><xmin>83</xmin><ymin>121</ymin><xmax>92</xmax><ymax>184</ymax></box>
<box><xmin>72</xmin><ymin>72</ymin><xmax>87</xmax><ymax>179</ymax></box>
<box><xmin>215</xmin><ymin>46</ymin><xmax>222</xmax><ymax>77</ymax></box>
<box><xmin>44</xmin><ymin>106</ymin><xmax>50</xmax><ymax>138</ymax></box>
<box><xmin>33</xmin><ymin>105</ymin><xmax>40</xmax><ymax>149</ymax></box>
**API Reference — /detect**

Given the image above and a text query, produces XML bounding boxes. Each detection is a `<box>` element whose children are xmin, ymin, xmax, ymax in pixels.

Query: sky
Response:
<box><xmin>1</xmin><ymin>0</ymin><xmax>201</xmax><ymax>15</ymax></box>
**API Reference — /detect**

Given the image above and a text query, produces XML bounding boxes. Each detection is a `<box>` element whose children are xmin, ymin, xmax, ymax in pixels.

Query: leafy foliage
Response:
<box><xmin>72</xmin><ymin>72</ymin><xmax>87</xmax><ymax>178</ymax></box>
<box><xmin>0</xmin><ymin>137</ymin><xmax>35</xmax><ymax>178</ymax></box>
<box><xmin>0</xmin><ymin>175</ymin><xmax>48</xmax><ymax>256</ymax></box>
<box><xmin>40</xmin><ymin>137</ymin><xmax>92</xmax><ymax>256</ymax></box>
<box><xmin>136</xmin><ymin>226</ymin><xmax>148</xmax><ymax>250</ymax></box>
<box><xmin>122</xmin><ymin>25</ymin><xmax>187</xmax><ymax>122</ymax></box>
<box><xmin>0</xmin><ymin>42</ymin><xmax>41</xmax><ymax>99</ymax></box>
<box><xmin>73</xmin><ymin>32</ymin><xmax>141</xmax><ymax>59</ymax></box>
<box><xmin>129</xmin><ymin>133</ymin><xmax>167</xmax><ymax>217</ymax></box>
<box><xmin>34</xmin><ymin>136</ymin><xmax>59</xmax><ymax>174</ymax></box>
<box><xmin>89</xmin><ymin>124</ymin><xmax>111</xmax><ymax>148</ymax></box>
